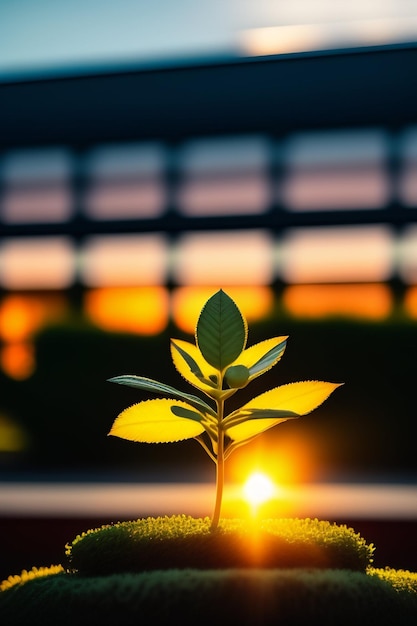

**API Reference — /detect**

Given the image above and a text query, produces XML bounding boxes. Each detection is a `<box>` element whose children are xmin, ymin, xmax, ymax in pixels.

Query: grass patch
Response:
<box><xmin>66</xmin><ymin>515</ymin><xmax>374</xmax><ymax>575</ymax></box>
<box><xmin>1</xmin><ymin>519</ymin><xmax>415</xmax><ymax>625</ymax></box>
<box><xmin>1</xmin><ymin>567</ymin><xmax>417</xmax><ymax>626</ymax></box>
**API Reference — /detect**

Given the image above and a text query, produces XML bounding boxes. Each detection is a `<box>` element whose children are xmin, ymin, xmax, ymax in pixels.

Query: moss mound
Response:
<box><xmin>1</xmin><ymin>567</ymin><xmax>417</xmax><ymax>626</ymax></box>
<box><xmin>2</xmin><ymin>517</ymin><xmax>416</xmax><ymax>625</ymax></box>
<box><xmin>66</xmin><ymin>515</ymin><xmax>373</xmax><ymax>575</ymax></box>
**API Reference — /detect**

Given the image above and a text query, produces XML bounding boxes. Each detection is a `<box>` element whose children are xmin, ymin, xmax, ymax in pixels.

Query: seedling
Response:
<box><xmin>108</xmin><ymin>289</ymin><xmax>341</xmax><ymax>530</ymax></box>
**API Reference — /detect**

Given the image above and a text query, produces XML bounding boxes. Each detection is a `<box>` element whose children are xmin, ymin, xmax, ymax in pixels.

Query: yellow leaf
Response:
<box><xmin>108</xmin><ymin>399</ymin><xmax>206</xmax><ymax>443</ymax></box>
<box><xmin>170</xmin><ymin>339</ymin><xmax>218</xmax><ymax>392</ymax></box>
<box><xmin>226</xmin><ymin>380</ymin><xmax>342</xmax><ymax>442</ymax></box>
<box><xmin>226</xmin><ymin>416</ymin><xmax>295</xmax><ymax>442</ymax></box>
<box><xmin>234</xmin><ymin>336</ymin><xmax>288</xmax><ymax>379</ymax></box>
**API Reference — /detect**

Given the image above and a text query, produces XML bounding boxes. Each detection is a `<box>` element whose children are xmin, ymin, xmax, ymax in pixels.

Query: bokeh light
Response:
<box><xmin>283</xmin><ymin>284</ymin><xmax>392</xmax><ymax>320</ymax></box>
<box><xmin>84</xmin><ymin>286</ymin><xmax>169</xmax><ymax>335</ymax></box>
<box><xmin>0</xmin><ymin>342</ymin><xmax>35</xmax><ymax>380</ymax></box>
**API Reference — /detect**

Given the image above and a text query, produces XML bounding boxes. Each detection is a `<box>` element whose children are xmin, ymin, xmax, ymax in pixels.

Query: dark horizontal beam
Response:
<box><xmin>1</xmin><ymin>205</ymin><xmax>417</xmax><ymax>239</ymax></box>
<box><xmin>1</xmin><ymin>43</ymin><xmax>417</xmax><ymax>148</ymax></box>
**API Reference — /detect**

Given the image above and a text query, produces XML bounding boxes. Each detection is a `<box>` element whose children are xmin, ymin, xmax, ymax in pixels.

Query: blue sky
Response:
<box><xmin>0</xmin><ymin>0</ymin><xmax>237</xmax><ymax>74</ymax></box>
<box><xmin>0</xmin><ymin>0</ymin><xmax>415</xmax><ymax>77</ymax></box>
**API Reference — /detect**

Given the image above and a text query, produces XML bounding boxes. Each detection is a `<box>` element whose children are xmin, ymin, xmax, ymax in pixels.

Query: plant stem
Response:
<box><xmin>210</xmin><ymin>397</ymin><xmax>225</xmax><ymax>531</ymax></box>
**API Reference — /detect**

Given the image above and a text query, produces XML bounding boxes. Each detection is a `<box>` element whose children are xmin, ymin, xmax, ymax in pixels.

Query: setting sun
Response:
<box><xmin>243</xmin><ymin>472</ymin><xmax>277</xmax><ymax>507</ymax></box>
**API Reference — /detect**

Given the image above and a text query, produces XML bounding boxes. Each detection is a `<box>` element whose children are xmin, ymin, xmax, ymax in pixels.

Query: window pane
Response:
<box><xmin>177</xmin><ymin>135</ymin><xmax>270</xmax><ymax>216</ymax></box>
<box><xmin>2</xmin><ymin>148</ymin><xmax>71</xmax><ymax>184</ymax></box>
<box><xmin>84</xmin><ymin>143</ymin><xmax>167</xmax><ymax>219</ymax></box>
<box><xmin>173</xmin><ymin>230</ymin><xmax>274</xmax><ymax>285</ymax></box>
<box><xmin>80</xmin><ymin>234</ymin><xmax>168</xmax><ymax>286</ymax></box>
<box><xmin>281</xmin><ymin>129</ymin><xmax>389</xmax><ymax>210</ymax></box>
<box><xmin>179</xmin><ymin>135</ymin><xmax>270</xmax><ymax>175</ymax></box>
<box><xmin>0</xmin><ymin>237</ymin><xmax>75</xmax><ymax>289</ymax></box>
<box><xmin>177</xmin><ymin>172</ymin><xmax>270</xmax><ymax>216</ymax></box>
<box><xmin>280</xmin><ymin>226</ymin><xmax>394</xmax><ymax>283</ymax></box>
<box><xmin>1</xmin><ymin>148</ymin><xmax>73</xmax><ymax>223</ymax></box>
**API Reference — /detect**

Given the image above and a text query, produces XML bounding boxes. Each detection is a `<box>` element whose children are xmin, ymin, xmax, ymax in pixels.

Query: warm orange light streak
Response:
<box><xmin>0</xmin><ymin>342</ymin><xmax>35</xmax><ymax>380</ymax></box>
<box><xmin>0</xmin><ymin>294</ymin><xmax>67</xmax><ymax>378</ymax></box>
<box><xmin>404</xmin><ymin>287</ymin><xmax>417</xmax><ymax>319</ymax></box>
<box><xmin>84</xmin><ymin>286</ymin><xmax>169</xmax><ymax>335</ymax></box>
<box><xmin>283</xmin><ymin>284</ymin><xmax>392</xmax><ymax>320</ymax></box>
<box><xmin>171</xmin><ymin>286</ymin><xmax>274</xmax><ymax>334</ymax></box>
<box><xmin>0</xmin><ymin>294</ymin><xmax>67</xmax><ymax>342</ymax></box>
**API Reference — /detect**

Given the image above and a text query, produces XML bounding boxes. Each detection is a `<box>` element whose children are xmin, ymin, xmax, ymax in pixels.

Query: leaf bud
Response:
<box><xmin>225</xmin><ymin>364</ymin><xmax>250</xmax><ymax>389</ymax></box>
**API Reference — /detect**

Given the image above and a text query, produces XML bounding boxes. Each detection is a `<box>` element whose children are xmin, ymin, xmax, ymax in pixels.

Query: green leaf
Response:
<box><xmin>108</xmin><ymin>375</ymin><xmax>215</xmax><ymax>416</ymax></box>
<box><xmin>196</xmin><ymin>289</ymin><xmax>247</xmax><ymax>371</ymax></box>
<box><xmin>224</xmin><ymin>411</ymin><xmax>299</xmax><ymax>443</ymax></box>
<box><xmin>170</xmin><ymin>405</ymin><xmax>218</xmax><ymax>440</ymax></box>
<box><xmin>108</xmin><ymin>399</ymin><xmax>206</xmax><ymax>443</ymax></box>
<box><xmin>170</xmin><ymin>405</ymin><xmax>207</xmax><ymax>423</ymax></box>
<box><xmin>223</xmin><ymin>408</ymin><xmax>299</xmax><ymax>430</ymax></box>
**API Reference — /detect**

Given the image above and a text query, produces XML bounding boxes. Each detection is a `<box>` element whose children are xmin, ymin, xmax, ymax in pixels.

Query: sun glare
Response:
<box><xmin>243</xmin><ymin>472</ymin><xmax>277</xmax><ymax>507</ymax></box>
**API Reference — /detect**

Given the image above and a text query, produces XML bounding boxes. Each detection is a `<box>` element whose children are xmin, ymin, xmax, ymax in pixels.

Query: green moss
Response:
<box><xmin>66</xmin><ymin>515</ymin><xmax>374</xmax><ymax>575</ymax></box>
<box><xmin>369</xmin><ymin>567</ymin><xmax>417</xmax><ymax>593</ymax></box>
<box><xmin>1</xmin><ymin>567</ymin><xmax>417</xmax><ymax>626</ymax></box>
<box><xmin>0</xmin><ymin>565</ymin><xmax>65</xmax><ymax>592</ymax></box>
<box><xmin>1</xmin><ymin>519</ymin><xmax>415</xmax><ymax>625</ymax></box>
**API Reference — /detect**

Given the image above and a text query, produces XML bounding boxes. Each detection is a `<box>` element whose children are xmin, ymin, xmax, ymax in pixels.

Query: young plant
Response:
<box><xmin>108</xmin><ymin>289</ymin><xmax>342</xmax><ymax>530</ymax></box>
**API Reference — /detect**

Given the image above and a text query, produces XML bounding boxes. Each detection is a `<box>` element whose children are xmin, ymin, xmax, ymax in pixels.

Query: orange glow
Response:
<box><xmin>85</xmin><ymin>286</ymin><xmax>169</xmax><ymax>335</ymax></box>
<box><xmin>1</xmin><ymin>342</ymin><xmax>35</xmax><ymax>380</ymax></box>
<box><xmin>0</xmin><ymin>294</ymin><xmax>67</xmax><ymax>342</ymax></box>
<box><xmin>404</xmin><ymin>287</ymin><xmax>417</xmax><ymax>318</ymax></box>
<box><xmin>227</xmin><ymin>433</ymin><xmax>319</xmax><ymax>488</ymax></box>
<box><xmin>283</xmin><ymin>284</ymin><xmax>392</xmax><ymax>320</ymax></box>
<box><xmin>171</xmin><ymin>286</ymin><xmax>274</xmax><ymax>334</ymax></box>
